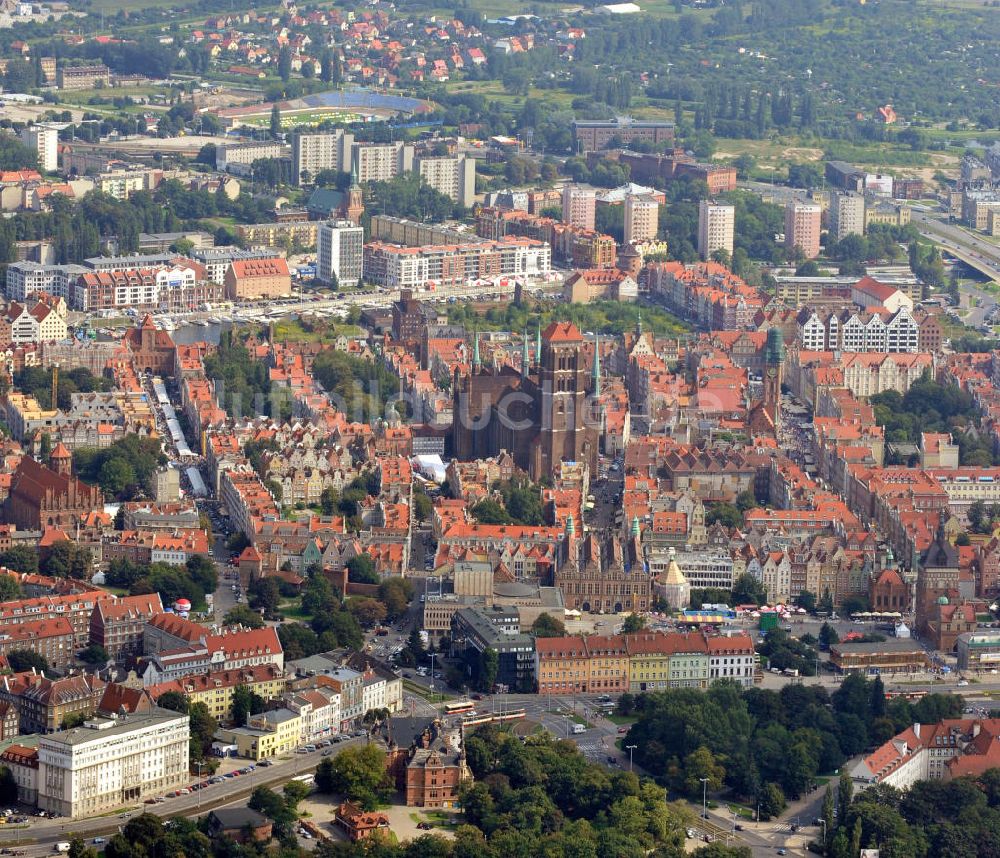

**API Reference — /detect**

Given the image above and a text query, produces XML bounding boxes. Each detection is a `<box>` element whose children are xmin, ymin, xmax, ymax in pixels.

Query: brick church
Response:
<box><xmin>5</xmin><ymin>444</ymin><xmax>102</xmax><ymax>530</ymax></box>
<box><xmin>452</xmin><ymin>321</ymin><xmax>601</xmax><ymax>481</ymax></box>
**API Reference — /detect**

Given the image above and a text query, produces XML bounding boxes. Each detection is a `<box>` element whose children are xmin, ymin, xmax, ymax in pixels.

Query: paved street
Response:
<box><xmin>0</xmin><ymin>738</ymin><xmax>368</xmax><ymax>855</ymax></box>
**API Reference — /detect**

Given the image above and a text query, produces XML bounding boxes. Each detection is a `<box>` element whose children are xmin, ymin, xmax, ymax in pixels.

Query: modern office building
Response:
<box><xmin>291</xmin><ymin>130</ymin><xmax>354</xmax><ymax>186</ymax></box>
<box><xmin>561</xmin><ymin>185</ymin><xmax>596</xmax><ymax>231</ymax></box>
<box><xmin>697</xmin><ymin>200</ymin><xmax>735</xmax><ymax>261</ymax></box>
<box><xmin>37</xmin><ymin>708</ymin><xmax>189</xmax><ymax>818</ymax></box>
<box><xmin>784</xmin><ymin>200</ymin><xmax>822</xmax><ymax>259</ymax></box>
<box><xmin>317</xmin><ymin>220</ymin><xmax>364</xmax><ymax>287</ymax></box>
<box><xmin>829</xmin><ymin>191</ymin><xmax>866</xmax><ymax>241</ymax></box>
<box><xmin>415</xmin><ymin>155</ymin><xmax>476</xmax><ymax>207</ymax></box>
<box><xmin>624</xmin><ymin>193</ymin><xmax>659</xmax><ymax>245</ymax></box>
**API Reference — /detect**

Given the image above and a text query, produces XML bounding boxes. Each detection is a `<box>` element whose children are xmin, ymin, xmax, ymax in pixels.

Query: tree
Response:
<box><xmin>347</xmin><ymin>596</ymin><xmax>388</xmax><ymax>628</ymax></box>
<box><xmin>231</xmin><ymin>684</ymin><xmax>265</xmax><ymax>726</ymax></box>
<box><xmin>78</xmin><ymin>644</ymin><xmax>108</xmax><ymax>665</ymax></box>
<box><xmin>156</xmin><ymin>690</ymin><xmax>189</xmax><ymax>714</ymax></box>
<box><xmin>249</xmin><ymin>785</ymin><xmax>296</xmax><ymax>831</ymax></box>
<box><xmin>470</xmin><ymin>498</ymin><xmax>512</xmax><ymax>525</ymax></box>
<box><xmin>822</xmin><ymin>785</ymin><xmax>835</xmax><ymax>850</ymax></box>
<box><xmin>248</xmin><ymin>576</ymin><xmax>281</xmax><ymax>619</ymax></box>
<box><xmin>6</xmin><ymin>649</ymin><xmax>49</xmax><ymax>673</ymax></box>
<box><xmin>283</xmin><ymin>779</ymin><xmax>311</xmax><ymax>810</ymax></box>
<box><xmin>623</xmin><ymin>613</ymin><xmax>647</xmax><ymax>633</ymax></box>
<box><xmin>0</xmin><ymin>545</ymin><xmax>38</xmax><ymax>574</ymax></box>
<box><xmin>0</xmin><ymin>766</ymin><xmax>17</xmax><ymax>805</ymax></box>
<box><xmin>758</xmin><ymin>782</ymin><xmax>786</xmax><ymax>820</ymax></box>
<box><xmin>683</xmin><ymin>746</ymin><xmax>725</xmax><ymax>798</ymax></box>
<box><xmin>270</xmin><ymin>103</ymin><xmax>283</xmax><ymax>139</ymax></box>
<box><xmin>795</xmin><ymin>590</ymin><xmax>817</xmax><ymax>614</ymax></box>
<box><xmin>318</xmin><ymin>743</ymin><xmax>390</xmax><ymax>809</ymax></box>
<box><xmin>531</xmin><ymin>612</ymin><xmax>566</xmax><ymax>637</ymax></box>
<box><xmin>731</xmin><ymin>573</ymin><xmax>766</xmax><ymax>606</ymax></box>
<box><xmin>224</xmin><ymin>604</ymin><xmax>265</xmax><ymax>629</ymax></box>
<box><xmin>99</xmin><ymin>458</ymin><xmax>136</xmax><ymax>497</ymax></box>
<box><xmin>837</xmin><ymin>770</ymin><xmax>854</xmax><ymax>824</ymax></box>
<box><xmin>41</xmin><ymin>541</ymin><xmax>92</xmax><ymax>579</ymax></box>
<box><xmin>347</xmin><ymin>554</ymin><xmax>379</xmax><ymax>584</ymax></box>
<box><xmin>277</xmin><ymin>46</ymin><xmax>292</xmax><ymax>82</ymax></box>
<box><xmin>378</xmin><ymin>577</ymin><xmax>413</xmax><ymax>620</ymax></box>
<box><xmin>413</xmin><ymin>491</ymin><xmax>433</xmax><ymax>523</ymax></box>
<box><xmin>188</xmin><ymin>702</ymin><xmax>217</xmax><ymax>762</ymax></box>
<box><xmin>0</xmin><ymin>575</ymin><xmax>20</xmax><ymax>601</ymax></box>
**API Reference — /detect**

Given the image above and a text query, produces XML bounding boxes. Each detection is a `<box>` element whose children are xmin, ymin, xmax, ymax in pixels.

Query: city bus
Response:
<box><xmin>444</xmin><ymin>700</ymin><xmax>475</xmax><ymax>716</ymax></box>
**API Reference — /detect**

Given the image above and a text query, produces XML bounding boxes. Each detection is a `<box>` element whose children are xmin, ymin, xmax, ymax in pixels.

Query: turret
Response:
<box><xmin>472</xmin><ymin>330</ymin><xmax>481</xmax><ymax>371</ymax></box>
<box><xmin>592</xmin><ymin>333</ymin><xmax>601</xmax><ymax>397</ymax></box>
<box><xmin>521</xmin><ymin>329</ymin><xmax>530</xmax><ymax>377</ymax></box>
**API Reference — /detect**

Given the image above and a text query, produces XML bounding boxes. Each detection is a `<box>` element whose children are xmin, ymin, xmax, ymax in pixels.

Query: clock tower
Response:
<box><xmin>762</xmin><ymin>326</ymin><xmax>784</xmax><ymax>430</ymax></box>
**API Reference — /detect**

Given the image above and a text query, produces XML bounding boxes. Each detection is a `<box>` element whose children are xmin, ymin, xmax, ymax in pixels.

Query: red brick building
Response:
<box><xmin>5</xmin><ymin>450</ymin><xmax>102</xmax><ymax>531</ymax></box>
<box><xmin>89</xmin><ymin>593</ymin><xmax>164</xmax><ymax>660</ymax></box>
<box><xmin>405</xmin><ymin>746</ymin><xmax>471</xmax><ymax>808</ymax></box>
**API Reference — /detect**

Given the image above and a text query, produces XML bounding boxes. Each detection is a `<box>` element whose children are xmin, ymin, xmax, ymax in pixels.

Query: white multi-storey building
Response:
<box><xmin>6</xmin><ymin>262</ymin><xmax>87</xmax><ymax>302</ymax></box>
<box><xmin>352</xmin><ymin>142</ymin><xmax>414</xmax><ymax>183</ymax></box>
<box><xmin>317</xmin><ymin>220</ymin><xmax>364</xmax><ymax>287</ymax></box>
<box><xmin>415</xmin><ymin>155</ymin><xmax>476</xmax><ymax>207</ymax></box>
<box><xmin>697</xmin><ymin>200</ymin><xmax>734</xmax><ymax>261</ymax></box>
<box><xmin>292</xmin><ymin>130</ymin><xmax>354</xmax><ymax>186</ymax></box>
<box><xmin>37</xmin><ymin>708</ymin><xmax>189</xmax><ymax>818</ymax></box>
<box><xmin>21</xmin><ymin>124</ymin><xmax>59</xmax><ymax>172</ymax></box>
<box><xmin>561</xmin><ymin>185</ymin><xmax>596</xmax><ymax>231</ymax></box>
<box><xmin>624</xmin><ymin>193</ymin><xmax>659</xmax><ymax>245</ymax></box>
<box><xmin>830</xmin><ymin>191</ymin><xmax>866</xmax><ymax>241</ymax></box>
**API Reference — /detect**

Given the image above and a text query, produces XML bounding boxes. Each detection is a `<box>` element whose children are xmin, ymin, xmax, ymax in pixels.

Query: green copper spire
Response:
<box><xmin>632</xmin><ymin>515</ymin><xmax>641</xmax><ymax>538</ymax></box>
<box><xmin>592</xmin><ymin>334</ymin><xmax>601</xmax><ymax>397</ymax></box>
<box><xmin>566</xmin><ymin>513</ymin><xmax>575</xmax><ymax>537</ymax></box>
<box><xmin>472</xmin><ymin>331</ymin><xmax>480</xmax><ymax>369</ymax></box>
<box><xmin>636</xmin><ymin>309</ymin><xmax>642</xmax><ymax>335</ymax></box>
<box><xmin>521</xmin><ymin>330</ymin><xmax>530</xmax><ymax>376</ymax></box>
<box><xmin>350</xmin><ymin>157</ymin><xmax>359</xmax><ymax>189</ymax></box>
<box><xmin>535</xmin><ymin>323</ymin><xmax>542</xmax><ymax>363</ymax></box>
<box><xmin>885</xmin><ymin>544</ymin><xmax>895</xmax><ymax>568</ymax></box>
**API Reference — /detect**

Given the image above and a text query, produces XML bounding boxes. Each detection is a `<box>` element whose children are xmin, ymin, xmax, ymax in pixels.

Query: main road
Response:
<box><xmin>0</xmin><ymin>738</ymin><xmax>369</xmax><ymax>856</ymax></box>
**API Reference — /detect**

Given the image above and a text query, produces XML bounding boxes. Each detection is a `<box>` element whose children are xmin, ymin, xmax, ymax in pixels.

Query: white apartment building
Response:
<box><xmin>362</xmin><ymin>674</ymin><xmax>388</xmax><ymax>714</ymax></box>
<box><xmin>37</xmin><ymin>708</ymin><xmax>189</xmax><ymax>819</ymax></box>
<box><xmin>415</xmin><ymin>155</ymin><xmax>476</xmax><ymax>207</ymax></box>
<box><xmin>830</xmin><ymin>191</ymin><xmax>866</xmax><ymax>241</ymax></box>
<box><xmin>784</xmin><ymin>200</ymin><xmax>822</xmax><ymax>259</ymax></box>
<box><xmin>21</xmin><ymin>124</ymin><xmax>59</xmax><ymax>172</ymax></box>
<box><xmin>216</xmin><ymin>141</ymin><xmax>289</xmax><ymax>177</ymax></box>
<box><xmin>561</xmin><ymin>185</ymin><xmax>596</xmax><ymax>231</ymax></box>
<box><xmin>286</xmin><ymin>688</ymin><xmax>341</xmax><ymax>741</ymax></box>
<box><xmin>6</xmin><ymin>262</ymin><xmax>87</xmax><ymax>302</ymax></box>
<box><xmin>624</xmin><ymin>193</ymin><xmax>659</xmax><ymax>245</ymax></box>
<box><xmin>697</xmin><ymin>200</ymin><xmax>735</xmax><ymax>261</ymax></box>
<box><xmin>317</xmin><ymin>220</ymin><xmax>364</xmax><ymax>287</ymax></box>
<box><xmin>352</xmin><ymin>142</ymin><xmax>414</xmax><ymax>183</ymax></box>
<box><xmin>292</xmin><ymin>130</ymin><xmax>354</xmax><ymax>186</ymax></box>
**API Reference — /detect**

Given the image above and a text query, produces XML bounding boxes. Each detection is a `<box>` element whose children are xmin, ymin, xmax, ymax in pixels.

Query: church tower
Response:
<box><xmin>50</xmin><ymin>442</ymin><xmax>72</xmax><ymax>477</ymax></box>
<box><xmin>763</xmin><ymin>327</ymin><xmax>784</xmax><ymax>430</ymax></box>
<box><xmin>345</xmin><ymin>161</ymin><xmax>364</xmax><ymax>225</ymax></box>
<box><xmin>533</xmin><ymin>322</ymin><xmax>598</xmax><ymax>481</ymax></box>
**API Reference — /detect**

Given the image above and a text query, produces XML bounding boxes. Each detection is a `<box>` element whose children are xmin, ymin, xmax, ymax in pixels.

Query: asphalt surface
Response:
<box><xmin>0</xmin><ymin>738</ymin><xmax>368</xmax><ymax>855</ymax></box>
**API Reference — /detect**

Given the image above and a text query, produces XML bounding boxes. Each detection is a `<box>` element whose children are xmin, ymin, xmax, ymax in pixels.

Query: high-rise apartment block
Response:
<box><xmin>624</xmin><ymin>194</ymin><xmax>659</xmax><ymax>245</ymax></box>
<box><xmin>697</xmin><ymin>200</ymin><xmax>735</xmax><ymax>261</ymax></box>
<box><xmin>784</xmin><ymin>200</ymin><xmax>822</xmax><ymax>259</ymax></box>
<box><xmin>829</xmin><ymin>191</ymin><xmax>866</xmax><ymax>241</ymax></box>
<box><xmin>352</xmin><ymin>142</ymin><xmax>415</xmax><ymax>183</ymax></box>
<box><xmin>415</xmin><ymin>155</ymin><xmax>476</xmax><ymax>207</ymax></box>
<box><xmin>561</xmin><ymin>186</ymin><xmax>596</xmax><ymax>231</ymax></box>
<box><xmin>291</xmin><ymin>130</ymin><xmax>354</xmax><ymax>186</ymax></box>
<box><xmin>317</xmin><ymin>220</ymin><xmax>364</xmax><ymax>288</ymax></box>
<box><xmin>21</xmin><ymin>124</ymin><xmax>59</xmax><ymax>172</ymax></box>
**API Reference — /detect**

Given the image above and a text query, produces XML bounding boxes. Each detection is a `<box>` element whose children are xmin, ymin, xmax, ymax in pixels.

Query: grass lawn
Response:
<box><xmin>606</xmin><ymin>713</ymin><xmax>636</xmax><ymax>726</ymax></box>
<box><xmin>402</xmin><ymin>679</ymin><xmax>453</xmax><ymax>703</ymax></box>
<box><xmin>272</xmin><ymin>317</ymin><xmax>363</xmax><ymax>342</ymax></box>
<box><xmin>278</xmin><ymin>598</ymin><xmax>310</xmax><ymax>621</ymax></box>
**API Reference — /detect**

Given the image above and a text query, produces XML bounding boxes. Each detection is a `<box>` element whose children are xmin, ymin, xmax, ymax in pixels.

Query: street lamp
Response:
<box><xmin>820</xmin><ymin>818</ymin><xmax>828</xmax><ymax>848</ymax></box>
<box><xmin>625</xmin><ymin>744</ymin><xmax>637</xmax><ymax>773</ymax></box>
<box><xmin>429</xmin><ymin>652</ymin><xmax>436</xmax><ymax>699</ymax></box>
<box><xmin>195</xmin><ymin>760</ymin><xmax>204</xmax><ymax>811</ymax></box>
<box><xmin>701</xmin><ymin>777</ymin><xmax>709</xmax><ymax>821</ymax></box>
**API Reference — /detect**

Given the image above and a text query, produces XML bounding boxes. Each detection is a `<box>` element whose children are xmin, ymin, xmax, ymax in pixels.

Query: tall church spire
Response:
<box><xmin>636</xmin><ymin>309</ymin><xmax>642</xmax><ymax>335</ymax></box>
<box><xmin>472</xmin><ymin>331</ymin><xmax>480</xmax><ymax>370</ymax></box>
<box><xmin>521</xmin><ymin>330</ymin><xmax>530</xmax><ymax>377</ymax></box>
<box><xmin>566</xmin><ymin>513</ymin><xmax>575</xmax><ymax>537</ymax></box>
<box><xmin>592</xmin><ymin>334</ymin><xmax>601</xmax><ymax>397</ymax></box>
<box><xmin>535</xmin><ymin>323</ymin><xmax>542</xmax><ymax>363</ymax></box>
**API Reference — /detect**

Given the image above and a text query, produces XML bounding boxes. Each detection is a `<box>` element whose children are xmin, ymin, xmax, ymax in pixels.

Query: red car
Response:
<box><xmin>617</xmin><ymin>727</ymin><xmax>628</xmax><ymax>734</ymax></box>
